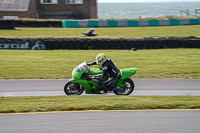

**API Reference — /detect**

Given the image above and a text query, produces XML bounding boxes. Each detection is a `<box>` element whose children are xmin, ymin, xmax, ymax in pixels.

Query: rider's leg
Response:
<box><xmin>101</xmin><ymin>77</ymin><xmax>115</xmax><ymax>93</ymax></box>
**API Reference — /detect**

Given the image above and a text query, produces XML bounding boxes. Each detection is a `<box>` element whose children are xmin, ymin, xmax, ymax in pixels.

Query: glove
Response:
<box><xmin>90</xmin><ymin>75</ymin><xmax>96</xmax><ymax>79</ymax></box>
<box><xmin>87</xmin><ymin>63</ymin><xmax>92</xmax><ymax>66</ymax></box>
<box><xmin>86</xmin><ymin>75</ymin><xmax>95</xmax><ymax>80</ymax></box>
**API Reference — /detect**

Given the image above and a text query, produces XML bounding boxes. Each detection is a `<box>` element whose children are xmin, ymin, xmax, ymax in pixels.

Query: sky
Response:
<box><xmin>98</xmin><ymin>0</ymin><xmax>200</xmax><ymax>3</ymax></box>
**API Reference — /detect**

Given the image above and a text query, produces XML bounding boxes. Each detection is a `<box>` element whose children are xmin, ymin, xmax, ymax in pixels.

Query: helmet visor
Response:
<box><xmin>98</xmin><ymin>59</ymin><xmax>103</xmax><ymax>63</ymax></box>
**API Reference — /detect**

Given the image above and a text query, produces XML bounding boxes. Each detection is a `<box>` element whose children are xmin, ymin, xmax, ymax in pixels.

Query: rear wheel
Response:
<box><xmin>64</xmin><ymin>81</ymin><xmax>84</xmax><ymax>95</ymax></box>
<box><xmin>114</xmin><ymin>78</ymin><xmax>134</xmax><ymax>95</ymax></box>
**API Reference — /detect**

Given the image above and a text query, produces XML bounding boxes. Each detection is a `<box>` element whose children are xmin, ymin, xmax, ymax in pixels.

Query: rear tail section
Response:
<box><xmin>120</xmin><ymin>68</ymin><xmax>137</xmax><ymax>79</ymax></box>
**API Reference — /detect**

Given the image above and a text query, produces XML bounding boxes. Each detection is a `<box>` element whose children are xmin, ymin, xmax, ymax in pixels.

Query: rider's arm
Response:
<box><xmin>90</xmin><ymin>67</ymin><xmax>108</xmax><ymax>79</ymax></box>
<box><xmin>87</xmin><ymin>61</ymin><xmax>96</xmax><ymax>66</ymax></box>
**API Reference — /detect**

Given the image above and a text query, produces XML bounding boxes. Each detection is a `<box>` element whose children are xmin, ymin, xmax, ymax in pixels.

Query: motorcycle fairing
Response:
<box><xmin>120</xmin><ymin>68</ymin><xmax>138</xmax><ymax>79</ymax></box>
<box><xmin>69</xmin><ymin>78</ymin><xmax>102</xmax><ymax>94</ymax></box>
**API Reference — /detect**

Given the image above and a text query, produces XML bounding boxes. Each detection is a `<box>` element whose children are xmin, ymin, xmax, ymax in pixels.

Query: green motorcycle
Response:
<box><xmin>64</xmin><ymin>61</ymin><xmax>137</xmax><ymax>95</ymax></box>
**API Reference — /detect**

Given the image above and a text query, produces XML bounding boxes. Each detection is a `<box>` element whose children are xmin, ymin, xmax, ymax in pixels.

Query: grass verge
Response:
<box><xmin>0</xmin><ymin>96</ymin><xmax>199</xmax><ymax>113</ymax></box>
<box><xmin>0</xmin><ymin>25</ymin><xmax>200</xmax><ymax>38</ymax></box>
<box><xmin>0</xmin><ymin>49</ymin><xmax>200</xmax><ymax>79</ymax></box>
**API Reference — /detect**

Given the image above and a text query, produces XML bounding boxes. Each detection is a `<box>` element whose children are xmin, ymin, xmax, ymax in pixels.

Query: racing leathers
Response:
<box><xmin>87</xmin><ymin>59</ymin><xmax>121</xmax><ymax>92</ymax></box>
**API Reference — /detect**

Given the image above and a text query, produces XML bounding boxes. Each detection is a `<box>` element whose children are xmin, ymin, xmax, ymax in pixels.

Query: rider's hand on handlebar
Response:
<box><xmin>86</xmin><ymin>75</ymin><xmax>95</xmax><ymax>80</ymax></box>
<box><xmin>87</xmin><ymin>63</ymin><xmax>91</xmax><ymax>66</ymax></box>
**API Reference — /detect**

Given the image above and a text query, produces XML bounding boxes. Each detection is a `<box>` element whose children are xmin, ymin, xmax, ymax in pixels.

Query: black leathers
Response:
<box><xmin>87</xmin><ymin>59</ymin><xmax>120</xmax><ymax>79</ymax></box>
<box><xmin>87</xmin><ymin>59</ymin><xmax>121</xmax><ymax>92</ymax></box>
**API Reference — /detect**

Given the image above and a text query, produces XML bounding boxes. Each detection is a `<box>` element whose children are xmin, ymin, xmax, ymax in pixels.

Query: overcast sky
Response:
<box><xmin>98</xmin><ymin>0</ymin><xmax>200</xmax><ymax>3</ymax></box>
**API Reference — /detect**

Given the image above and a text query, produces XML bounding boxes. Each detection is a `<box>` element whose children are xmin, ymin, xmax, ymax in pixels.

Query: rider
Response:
<box><xmin>87</xmin><ymin>53</ymin><xmax>121</xmax><ymax>93</ymax></box>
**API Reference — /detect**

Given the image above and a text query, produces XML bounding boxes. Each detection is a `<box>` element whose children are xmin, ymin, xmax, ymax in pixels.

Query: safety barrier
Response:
<box><xmin>0</xmin><ymin>19</ymin><xmax>199</xmax><ymax>28</ymax></box>
<box><xmin>14</xmin><ymin>20</ymin><xmax>62</xmax><ymax>27</ymax></box>
<box><xmin>0</xmin><ymin>37</ymin><xmax>199</xmax><ymax>50</ymax></box>
<box><xmin>0</xmin><ymin>20</ymin><xmax>61</xmax><ymax>28</ymax></box>
<box><xmin>0</xmin><ymin>20</ymin><xmax>15</xmax><ymax>29</ymax></box>
<box><xmin>62</xmin><ymin>18</ymin><xmax>200</xmax><ymax>28</ymax></box>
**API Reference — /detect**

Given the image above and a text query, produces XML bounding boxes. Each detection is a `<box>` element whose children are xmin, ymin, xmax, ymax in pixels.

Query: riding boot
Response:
<box><xmin>104</xmin><ymin>88</ymin><xmax>109</xmax><ymax>94</ymax></box>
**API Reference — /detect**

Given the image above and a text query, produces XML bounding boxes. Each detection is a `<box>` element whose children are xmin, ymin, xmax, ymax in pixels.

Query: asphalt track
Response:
<box><xmin>1</xmin><ymin>80</ymin><xmax>199</xmax><ymax>133</ymax></box>
<box><xmin>1</xmin><ymin>110</ymin><xmax>200</xmax><ymax>133</ymax></box>
<box><xmin>0</xmin><ymin>79</ymin><xmax>200</xmax><ymax>97</ymax></box>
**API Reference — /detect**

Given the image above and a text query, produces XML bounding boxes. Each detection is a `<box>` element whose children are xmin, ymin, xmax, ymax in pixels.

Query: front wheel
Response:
<box><xmin>114</xmin><ymin>78</ymin><xmax>134</xmax><ymax>95</ymax></box>
<box><xmin>64</xmin><ymin>81</ymin><xmax>84</xmax><ymax>95</ymax></box>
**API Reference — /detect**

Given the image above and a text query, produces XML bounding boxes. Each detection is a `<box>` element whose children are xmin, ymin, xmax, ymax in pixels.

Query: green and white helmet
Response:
<box><xmin>96</xmin><ymin>53</ymin><xmax>107</xmax><ymax>66</ymax></box>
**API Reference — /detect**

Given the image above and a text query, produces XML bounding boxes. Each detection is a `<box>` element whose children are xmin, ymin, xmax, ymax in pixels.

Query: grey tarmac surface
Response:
<box><xmin>0</xmin><ymin>79</ymin><xmax>200</xmax><ymax>97</ymax></box>
<box><xmin>0</xmin><ymin>110</ymin><xmax>200</xmax><ymax>133</ymax></box>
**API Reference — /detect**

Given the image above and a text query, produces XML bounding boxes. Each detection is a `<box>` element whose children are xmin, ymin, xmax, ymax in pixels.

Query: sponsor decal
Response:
<box><xmin>31</xmin><ymin>41</ymin><xmax>46</xmax><ymax>50</ymax></box>
<box><xmin>0</xmin><ymin>41</ymin><xmax>46</xmax><ymax>50</ymax></box>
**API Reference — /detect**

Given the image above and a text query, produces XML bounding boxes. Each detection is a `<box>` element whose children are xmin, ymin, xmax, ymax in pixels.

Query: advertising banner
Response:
<box><xmin>0</xmin><ymin>41</ymin><xmax>46</xmax><ymax>50</ymax></box>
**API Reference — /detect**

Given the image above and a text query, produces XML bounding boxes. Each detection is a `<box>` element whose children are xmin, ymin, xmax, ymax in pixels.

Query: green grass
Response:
<box><xmin>0</xmin><ymin>25</ymin><xmax>200</xmax><ymax>37</ymax></box>
<box><xmin>0</xmin><ymin>96</ymin><xmax>199</xmax><ymax>113</ymax></box>
<box><xmin>0</xmin><ymin>49</ymin><xmax>199</xmax><ymax>79</ymax></box>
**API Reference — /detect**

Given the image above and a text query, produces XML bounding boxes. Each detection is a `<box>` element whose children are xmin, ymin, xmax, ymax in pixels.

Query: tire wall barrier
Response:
<box><xmin>4</xmin><ymin>20</ymin><xmax>62</xmax><ymax>28</ymax></box>
<box><xmin>0</xmin><ymin>37</ymin><xmax>199</xmax><ymax>50</ymax></box>
<box><xmin>0</xmin><ymin>20</ymin><xmax>15</xmax><ymax>29</ymax></box>
<box><xmin>62</xmin><ymin>18</ymin><xmax>200</xmax><ymax>28</ymax></box>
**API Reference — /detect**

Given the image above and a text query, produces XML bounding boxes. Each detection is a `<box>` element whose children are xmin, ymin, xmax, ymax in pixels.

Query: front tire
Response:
<box><xmin>114</xmin><ymin>78</ymin><xmax>134</xmax><ymax>95</ymax></box>
<box><xmin>64</xmin><ymin>81</ymin><xmax>84</xmax><ymax>95</ymax></box>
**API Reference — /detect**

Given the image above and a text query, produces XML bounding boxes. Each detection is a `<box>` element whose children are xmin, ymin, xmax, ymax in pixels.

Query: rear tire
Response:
<box><xmin>114</xmin><ymin>78</ymin><xmax>134</xmax><ymax>95</ymax></box>
<box><xmin>64</xmin><ymin>81</ymin><xmax>84</xmax><ymax>95</ymax></box>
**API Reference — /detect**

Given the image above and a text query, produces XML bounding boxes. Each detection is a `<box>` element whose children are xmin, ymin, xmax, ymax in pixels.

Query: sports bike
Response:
<box><xmin>64</xmin><ymin>61</ymin><xmax>137</xmax><ymax>95</ymax></box>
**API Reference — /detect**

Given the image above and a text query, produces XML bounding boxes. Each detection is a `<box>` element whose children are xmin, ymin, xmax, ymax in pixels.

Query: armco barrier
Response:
<box><xmin>108</xmin><ymin>20</ymin><xmax>118</xmax><ymax>27</ymax></box>
<box><xmin>0</xmin><ymin>37</ymin><xmax>199</xmax><ymax>50</ymax></box>
<box><xmin>62</xmin><ymin>18</ymin><xmax>200</xmax><ymax>28</ymax></box>
<box><xmin>170</xmin><ymin>19</ymin><xmax>180</xmax><ymax>25</ymax></box>
<box><xmin>149</xmin><ymin>20</ymin><xmax>159</xmax><ymax>26</ymax></box>
<box><xmin>88</xmin><ymin>20</ymin><xmax>98</xmax><ymax>27</ymax></box>
<box><xmin>128</xmin><ymin>20</ymin><xmax>139</xmax><ymax>27</ymax></box>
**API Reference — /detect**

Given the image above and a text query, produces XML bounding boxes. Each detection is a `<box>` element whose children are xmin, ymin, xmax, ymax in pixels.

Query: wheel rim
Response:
<box><xmin>116</xmin><ymin>81</ymin><xmax>132</xmax><ymax>95</ymax></box>
<box><xmin>66</xmin><ymin>82</ymin><xmax>83</xmax><ymax>95</ymax></box>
